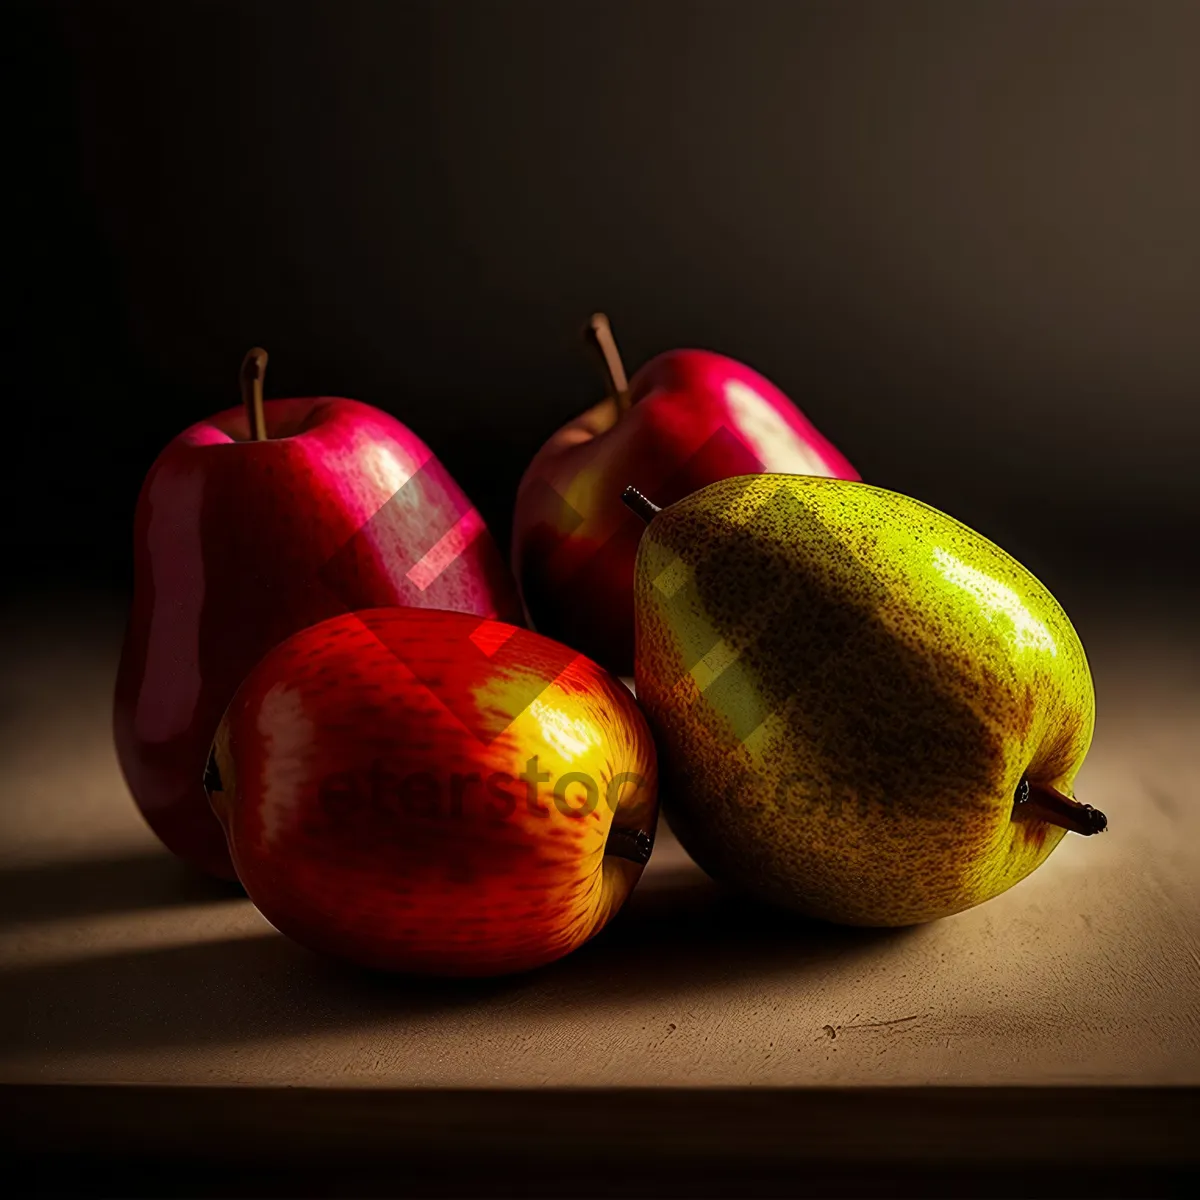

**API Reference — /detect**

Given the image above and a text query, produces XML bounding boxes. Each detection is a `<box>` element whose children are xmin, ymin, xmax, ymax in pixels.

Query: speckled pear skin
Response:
<box><xmin>632</xmin><ymin>474</ymin><xmax>1095</xmax><ymax>926</ymax></box>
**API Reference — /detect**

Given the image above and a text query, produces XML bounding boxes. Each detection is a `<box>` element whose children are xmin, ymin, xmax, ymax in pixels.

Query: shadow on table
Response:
<box><xmin>552</xmin><ymin>863</ymin><xmax>911</xmax><ymax>1008</ymax></box>
<box><xmin>0</xmin><ymin>851</ymin><xmax>244</xmax><ymax>928</ymax></box>
<box><xmin>0</xmin><ymin>855</ymin><xmax>911</xmax><ymax>1059</ymax></box>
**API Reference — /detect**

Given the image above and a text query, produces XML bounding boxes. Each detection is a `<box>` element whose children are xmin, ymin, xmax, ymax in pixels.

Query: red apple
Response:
<box><xmin>512</xmin><ymin>315</ymin><xmax>859</xmax><ymax>674</ymax></box>
<box><xmin>115</xmin><ymin>350</ymin><xmax>522</xmax><ymax>879</ymax></box>
<box><xmin>205</xmin><ymin>606</ymin><xmax>658</xmax><ymax>976</ymax></box>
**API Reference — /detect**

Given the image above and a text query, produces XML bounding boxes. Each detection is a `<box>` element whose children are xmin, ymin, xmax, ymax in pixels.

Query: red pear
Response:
<box><xmin>115</xmin><ymin>350</ymin><xmax>521</xmax><ymax>879</ymax></box>
<box><xmin>206</xmin><ymin>607</ymin><xmax>658</xmax><ymax>976</ymax></box>
<box><xmin>512</xmin><ymin>315</ymin><xmax>859</xmax><ymax>674</ymax></box>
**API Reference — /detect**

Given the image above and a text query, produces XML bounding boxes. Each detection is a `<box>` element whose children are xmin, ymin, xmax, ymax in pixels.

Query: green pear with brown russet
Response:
<box><xmin>622</xmin><ymin>475</ymin><xmax>1104</xmax><ymax>926</ymax></box>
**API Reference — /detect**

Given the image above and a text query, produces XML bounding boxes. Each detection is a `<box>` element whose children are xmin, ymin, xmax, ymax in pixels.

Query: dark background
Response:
<box><xmin>8</xmin><ymin>0</ymin><xmax>1199</xmax><ymax>605</ymax></box>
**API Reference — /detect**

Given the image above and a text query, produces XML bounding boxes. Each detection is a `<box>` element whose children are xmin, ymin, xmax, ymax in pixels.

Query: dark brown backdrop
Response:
<box><xmin>8</xmin><ymin>0</ymin><xmax>1199</xmax><ymax>602</ymax></box>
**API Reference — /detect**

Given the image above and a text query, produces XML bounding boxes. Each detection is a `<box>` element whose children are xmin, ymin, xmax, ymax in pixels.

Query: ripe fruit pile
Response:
<box><xmin>115</xmin><ymin>323</ymin><xmax>1104</xmax><ymax>977</ymax></box>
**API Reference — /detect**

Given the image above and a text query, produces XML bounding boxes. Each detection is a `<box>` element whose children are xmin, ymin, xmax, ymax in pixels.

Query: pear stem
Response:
<box><xmin>1015</xmin><ymin>779</ymin><xmax>1107</xmax><ymax>835</ymax></box>
<box><xmin>583</xmin><ymin>313</ymin><xmax>631</xmax><ymax>416</ymax></box>
<box><xmin>621</xmin><ymin>486</ymin><xmax>661</xmax><ymax>524</ymax></box>
<box><xmin>240</xmin><ymin>347</ymin><xmax>269</xmax><ymax>441</ymax></box>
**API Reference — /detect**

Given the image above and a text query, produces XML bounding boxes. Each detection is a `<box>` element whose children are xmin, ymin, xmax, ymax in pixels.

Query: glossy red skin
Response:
<box><xmin>114</xmin><ymin>398</ymin><xmax>522</xmax><ymax>879</ymax></box>
<box><xmin>512</xmin><ymin>349</ymin><xmax>859</xmax><ymax>674</ymax></box>
<box><xmin>209</xmin><ymin>607</ymin><xmax>658</xmax><ymax>977</ymax></box>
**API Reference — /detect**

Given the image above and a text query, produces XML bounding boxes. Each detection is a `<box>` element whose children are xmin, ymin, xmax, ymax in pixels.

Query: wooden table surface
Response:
<box><xmin>1</xmin><ymin>588</ymin><xmax>1197</xmax><ymax>1190</ymax></box>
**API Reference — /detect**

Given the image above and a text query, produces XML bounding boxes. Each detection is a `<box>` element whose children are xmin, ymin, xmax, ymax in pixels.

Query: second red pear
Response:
<box><xmin>512</xmin><ymin>316</ymin><xmax>858</xmax><ymax>675</ymax></box>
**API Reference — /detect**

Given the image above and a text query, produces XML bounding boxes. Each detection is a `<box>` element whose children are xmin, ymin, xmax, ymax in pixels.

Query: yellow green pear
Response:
<box><xmin>622</xmin><ymin>475</ymin><xmax>1104</xmax><ymax>926</ymax></box>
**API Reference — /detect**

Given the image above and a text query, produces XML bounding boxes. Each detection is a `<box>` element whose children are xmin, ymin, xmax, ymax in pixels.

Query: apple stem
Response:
<box><xmin>1015</xmin><ymin>779</ymin><xmax>1107</xmax><ymax>835</ymax></box>
<box><xmin>605</xmin><ymin>827</ymin><xmax>654</xmax><ymax>866</ymax></box>
<box><xmin>621</xmin><ymin>486</ymin><xmax>661</xmax><ymax>524</ymax></box>
<box><xmin>240</xmin><ymin>347</ymin><xmax>269</xmax><ymax>441</ymax></box>
<box><xmin>584</xmin><ymin>313</ymin><xmax>632</xmax><ymax>415</ymax></box>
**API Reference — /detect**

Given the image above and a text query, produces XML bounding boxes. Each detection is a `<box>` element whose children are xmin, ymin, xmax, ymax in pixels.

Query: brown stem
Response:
<box><xmin>1015</xmin><ymin>778</ymin><xmax>1107</xmax><ymax>835</ymax></box>
<box><xmin>240</xmin><ymin>347</ymin><xmax>269</xmax><ymax>441</ymax></box>
<box><xmin>604</xmin><ymin>826</ymin><xmax>654</xmax><ymax>865</ymax></box>
<box><xmin>621</xmin><ymin>485</ymin><xmax>661</xmax><ymax>524</ymax></box>
<box><xmin>583</xmin><ymin>313</ymin><xmax>631</xmax><ymax>415</ymax></box>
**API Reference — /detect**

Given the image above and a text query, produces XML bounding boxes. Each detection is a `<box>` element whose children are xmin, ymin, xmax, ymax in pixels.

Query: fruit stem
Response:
<box><xmin>1015</xmin><ymin>779</ymin><xmax>1107</xmax><ymax>835</ymax></box>
<box><xmin>583</xmin><ymin>313</ymin><xmax>631</xmax><ymax>415</ymax></box>
<box><xmin>621</xmin><ymin>486</ymin><xmax>661</xmax><ymax>524</ymax></box>
<box><xmin>240</xmin><ymin>347</ymin><xmax>269</xmax><ymax>441</ymax></box>
<box><xmin>605</xmin><ymin>827</ymin><xmax>654</xmax><ymax>866</ymax></box>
